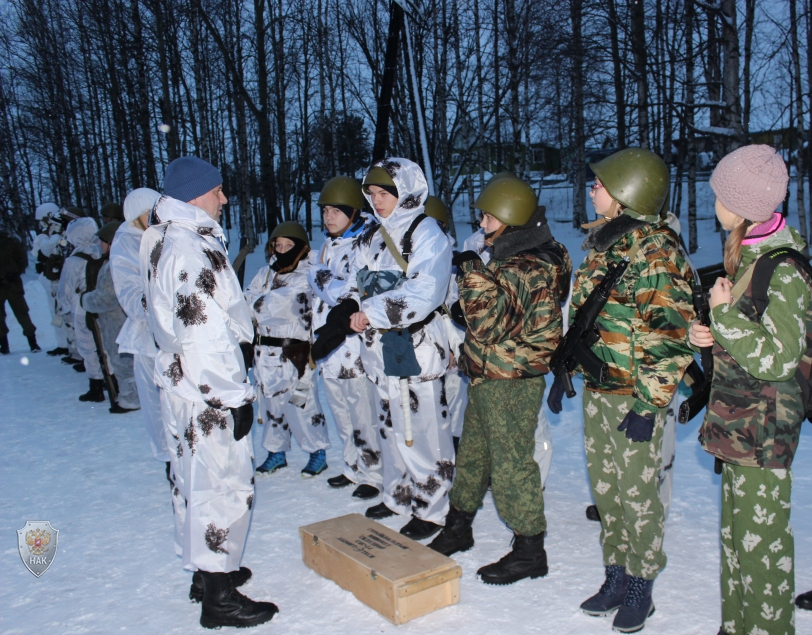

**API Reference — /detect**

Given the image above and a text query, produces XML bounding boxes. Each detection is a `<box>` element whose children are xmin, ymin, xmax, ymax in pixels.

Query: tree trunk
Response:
<box><xmin>606</xmin><ymin>0</ymin><xmax>625</xmax><ymax>148</ymax></box>
<box><xmin>686</xmin><ymin>0</ymin><xmax>698</xmax><ymax>253</ymax></box>
<box><xmin>629</xmin><ymin>0</ymin><xmax>648</xmax><ymax>148</ymax></box>
<box><xmin>789</xmin><ymin>0</ymin><xmax>808</xmax><ymax>246</ymax></box>
<box><xmin>570</xmin><ymin>0</ymin><xmax>587</xmax><ymax>228</ymax></box>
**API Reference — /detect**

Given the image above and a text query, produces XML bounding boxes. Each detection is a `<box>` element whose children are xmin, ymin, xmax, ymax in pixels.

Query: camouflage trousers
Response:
<box><xmin>720</xmin><ymin>462</ymin><xmax>795</xmax><ymax>635</ymax></box>
<box><xmin>449</xmin><ymin>375</ymin><xmax>546</xmax><ymax>536</ymax></box>
<box><xmin>583</xmin><ymin>391</ymin><xmax>667</xmax><ymax>580</ymax></box>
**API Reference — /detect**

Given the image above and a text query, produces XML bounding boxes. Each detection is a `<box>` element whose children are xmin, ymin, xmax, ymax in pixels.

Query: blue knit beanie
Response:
<box><xmin>163</xmin><ymin>156</ymin><xmax>223</xmax><ymax>203</ymax></box>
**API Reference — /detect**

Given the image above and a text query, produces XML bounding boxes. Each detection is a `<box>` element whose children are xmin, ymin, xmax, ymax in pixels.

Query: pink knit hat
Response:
<box><xmin>709</xmin><ymin>144</ymin><xmax>789</xmax><ymax>222</ymax></box>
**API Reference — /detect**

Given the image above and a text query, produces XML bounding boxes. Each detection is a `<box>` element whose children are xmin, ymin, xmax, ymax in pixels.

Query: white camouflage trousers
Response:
<box><xmin>40</xmin><ymin>276</ymin><xmax>68</xmax><ymax>348</ymax></box>
<box><xmin>73</xmin><ymin>306</ymin><xmax>103</xmax><ymax>380</ymax></box>
<box><xmin>160</xmin><ymin>390</ymin><xmax>254</xmax><ymax>573</ymax></box>
<box><xmin>258</xmin><ymin>363</ymin><xmax>330</xmax><ymax>457</ymax></box>
<box><xmin>321</xmin><ymin>375</ymin><xmax>382</xmax><ymax>487</ymax></box>
<box><xmin>374</xmin><ymin>376</ymin><xmax>455</xmax><ymax>525</ymax></box>
<box><xmin>134</xmin><ymin>354</ymin><xmax>171</xmax><ymax>461</ymax></box>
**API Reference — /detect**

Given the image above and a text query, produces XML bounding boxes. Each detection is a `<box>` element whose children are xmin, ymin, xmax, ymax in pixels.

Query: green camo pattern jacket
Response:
<box><xmin>571</xmin><ymin>219</ymin><xmax>695</xmax><ymax>416</ymax></box>
<box><xmin>699</xmin><ymin>225</ymin><xmax>811</xmax><ymax>469</ymax></box>
<box><xmin>459</xmin><ymin>243</ymin><xmax>571</xmax><ymax>384</ymax></box>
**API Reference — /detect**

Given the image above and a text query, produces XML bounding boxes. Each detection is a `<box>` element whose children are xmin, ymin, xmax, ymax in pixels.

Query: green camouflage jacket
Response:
<box><xmin>699</xmin><ymin>225</ymin><xmax>810</xmax><ymax>469</ymax></box>
<box><xmin>571</xmin><ymin>216</ymin><xmax>695</xmax><ymax>416</ymax></box>
<box><xmin>459</xmin><ymin>242</ymin><xmax>571</xmax><ymax>384</ymax></box>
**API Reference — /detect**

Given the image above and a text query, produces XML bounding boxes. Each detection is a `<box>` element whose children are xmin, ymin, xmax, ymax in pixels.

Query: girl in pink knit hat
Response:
<box><xmin>690</xmin><ymin>144</ymin><xmax>810</xmax><ymax>635</ymax></box>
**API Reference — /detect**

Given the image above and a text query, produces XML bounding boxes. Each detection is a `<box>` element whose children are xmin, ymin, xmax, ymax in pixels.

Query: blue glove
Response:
<box><xmin>617</xmin><ymin>410</ymin><xmax>655</xmax><ymax>442</ymax></box>
<box><xmin>547</xmin><ymin>374</ymin><xmax>566</xmax><ymax>415</ymax></box>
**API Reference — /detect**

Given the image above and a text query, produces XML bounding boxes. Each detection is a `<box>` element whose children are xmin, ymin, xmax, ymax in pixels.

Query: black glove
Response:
<box><xmin>231</xmin><ymin>402</ymin><xmax>254</xmax><ymax>441</ymax></box>
<box><xmin>449</xmin><ymin>300</ymin><xmax>466</xmax><ymax>326</ymax></box>
<box><xmin>311</xmin><ymin>323</ymin><xmax>347</xmax><ymax>361</ymax></box>
<box><xmin>452</xmin><ymin>250</ymin><xmax>481</xmax><ymax>267</ymax></box>
<box><xmin>617</xmin><ymin>410</ymin><xmax>655</xmax><ymax>442</ymax></box>
<box><xmin>547</xmin><ymin>374</ymin><xmax>566</xmax><ymax>414</ymax></box>
<box><xmin>239</xmin><ymin>342</ymin><xmax>254</xmax><ymax>371</ymax></box>
<box><xmin>326</xmin><ymin>298</ymin><xmax>360</xmax><ymax>332</ymax></box>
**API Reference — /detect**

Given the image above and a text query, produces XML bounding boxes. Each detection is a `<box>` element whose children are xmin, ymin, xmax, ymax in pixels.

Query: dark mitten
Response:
<box><xmin>547</xmin><ymin>374</ymin><xmax>566</xmax><ymax>415</ymax></box>
<box><xmin>449</xmin><ymin>300</ymin><xmax>466</xmax><ymax>326</ymax></box>
<box><xmin>239</xmin><ymin>342</ymin><xmax>254</xmax><ymax>371</ymax></box>
<box><xmin>452</xmin><ymin>250</ymin><xmax>481</xmax><ymax>268</ymax></box>
<box><xmin>617</xmin><ymin>410</ymin><xmax>655</xmax><ymax>442</ymax></box>
<box><xmin>231</xmin><ymin>403</ymin><xmax>254</xmax><ymax>441</ymax></box>
<box><xmin>311</xmin><ymin>323</ymin><xmax>346</xmax><ymax>360</ymax></box>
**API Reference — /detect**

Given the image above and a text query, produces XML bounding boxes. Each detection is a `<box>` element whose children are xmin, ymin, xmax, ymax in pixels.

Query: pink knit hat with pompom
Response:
<box><xmin>709</xmin><ymin>144</ymin><xmax>788</xmax><ymax>222</ymax></box>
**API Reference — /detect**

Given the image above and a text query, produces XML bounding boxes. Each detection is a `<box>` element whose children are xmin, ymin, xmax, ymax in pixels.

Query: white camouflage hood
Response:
<box><xmin>363</xmin><ymin>157</ymin><xmax>428</xmax><ymax>234</ymax></box>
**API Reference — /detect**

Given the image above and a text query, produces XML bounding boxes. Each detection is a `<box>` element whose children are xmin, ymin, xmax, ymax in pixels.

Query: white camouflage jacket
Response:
<box><xmin>308</xmin><ymin>219</ymin><xmax>375</xmax><ymax>380</ymax></box>
<box><xmin>57</xmin><ymin>218</ymin><xmax>101</xmax><ymax>316</ymax></box>
<box><xmin>348</xmin><ymin>158</ymin><xmax>453</xmax><ymax>384</ymax></box>
<box><xmin>110</xmin><ymin>222</ymin><xmax>157</xmax><ymax>357</ymax></box>
<box><xmin>139</xmin><ymin>196</ymin><xmax>254</xmax><ymax>409</ymax></box>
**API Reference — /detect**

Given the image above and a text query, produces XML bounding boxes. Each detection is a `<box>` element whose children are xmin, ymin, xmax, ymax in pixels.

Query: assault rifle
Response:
<box><xmin>549</xmin><ymin>257</ymin><xmax>631</xmax><ymax>399</ymax></box>
<box><xmin>677</xmin><ymin>262</ymin><xmax>723</xmax><ymax>423</ymax></box>
<box><xmin>86</xmin><ymin>311</ymin><xmax>119</xmax><ymax>408</ymax></box>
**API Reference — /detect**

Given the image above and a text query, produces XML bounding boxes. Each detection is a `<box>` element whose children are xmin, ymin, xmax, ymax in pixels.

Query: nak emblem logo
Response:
<box><xmin>17</xmin><ymin>521</ymin><xmax>59</xmax><ymax>577</ymax></box>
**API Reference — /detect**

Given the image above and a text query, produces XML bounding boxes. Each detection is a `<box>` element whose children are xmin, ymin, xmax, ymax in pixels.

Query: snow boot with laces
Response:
<box><xmin>301</xmin><ymin>449</ymin><xmax>327</xmax><ymax>477</ymax></box>
<box><xmin>477</xmin><ymin>532</ymin><xmax>548</xmax><ymax>585</ymax></box>
<box><xmin>580</xmin><ymin>565</ymin><xmax>628</xmax><ymax>616</ymax></box>
<box><xmin>198</xmin><ymin>571</ymin><xmax>277</xmax><ymax>629</ymax></box>
<box><xmin>428</xmin><ymin>506</ymin><xmax>476</xmax><ymax>556</ymax></box>
<box><xmin>190</xmin><ymin>567</ymin><xmax>252</xmax><ymax>603</ymax></box>
<box><xmin>79</xmin><ymin>378</ymin><xmax>106</xmax><ymax>402</ymax></box>
<box><xmin>256</xmin><ymin>451</ymin><xmax>287</xmax><ymax>474</ymax></box>
<box><xmin>612</xmin><ymin>575</ymin><xmax>655</xmax><ymax>633</ymax></box>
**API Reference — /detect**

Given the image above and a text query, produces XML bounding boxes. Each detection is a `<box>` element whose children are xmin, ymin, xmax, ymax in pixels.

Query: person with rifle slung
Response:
<box><xmin>548</xmin><ymin>149</ymin><xmax>694</xmax><ymax>633</ymax></box>
<box><xmin>427</xmin><ymin>175</ymin><xmax>571</xmax><ymax>586</ymax></box>
<box><xmin>244</xmin><ymin>222</ymin><xmax>331</xmax><ymax>478</ymax></box>
<box><xmin>689</xmin><ymin>145</ymin><xmax>809</xmax><ymax>635</ymax></box>
<box><xmin>81</xmin><ymin>221</ymin><xmax>141</xmax><ymax>413</ymax></box>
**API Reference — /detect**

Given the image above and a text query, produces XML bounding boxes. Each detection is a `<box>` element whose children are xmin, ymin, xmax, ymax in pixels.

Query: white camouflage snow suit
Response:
<box><xmin>110</xmin><ymin>221</ymin><xmax>171</xmax><ymax>461</ymax></box>
<box><xmin>348</xmin><ymin>158</ymin><xmax>455</xmax><ymax>525</ymax></box>
<box><xmin>308</xmin><ymin>217</ymin><xmax>383</xmax><ymax>488</ymax></box>
<box><xmin>244</xmin><ymin>251</ymin><xmax>330</xmax><ymax>459</ymax></box>
<box><xmin>81</xmin><ymin>257</ymin><xmax>140</xmax><ymax>409</ymax></box>
<box><xmin>140</xmin><ymin>195</ymin><xmax>255</xmax><ymax>573</ymax></box>
<box><xmin>58</xmin><ymin>218</ymin><xmax>103</xmax><ymax>380</ymax></box>
<box><xmin>33</xmin><ymin>229</ymin><xmax>70</xmax><ymax>350</ymax></box>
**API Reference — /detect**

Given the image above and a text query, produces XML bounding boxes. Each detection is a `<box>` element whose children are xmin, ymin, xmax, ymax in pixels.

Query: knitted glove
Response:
<box><xmin>617</xmin><ymin>410</ymin><xmax>655</xmax><ymax>442</ymax></box>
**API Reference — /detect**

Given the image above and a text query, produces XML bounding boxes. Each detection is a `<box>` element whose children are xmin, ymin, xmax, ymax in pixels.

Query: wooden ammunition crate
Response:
<box><xmin>300</xmin><ymin>513</ymin><xmax>462</xmax><ymax>624</ymax></box>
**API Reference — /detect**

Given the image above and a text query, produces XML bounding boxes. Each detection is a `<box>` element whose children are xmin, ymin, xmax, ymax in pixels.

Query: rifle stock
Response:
<box><xmin>86</xmin><ymin>312</ymin><xmax>118</xmax><ymax>407</ymax></box>
<box><xmin>677</xmin><ymin>282</ymin><xmax>714</xmax><ymax>424</ymax></box>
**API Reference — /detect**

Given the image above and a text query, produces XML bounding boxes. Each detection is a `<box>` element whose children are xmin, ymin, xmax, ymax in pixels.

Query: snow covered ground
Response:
<box><xmin>2</xmin><ymin>185</ymin><xmax>812</xmax><ymax>635</ymax></box>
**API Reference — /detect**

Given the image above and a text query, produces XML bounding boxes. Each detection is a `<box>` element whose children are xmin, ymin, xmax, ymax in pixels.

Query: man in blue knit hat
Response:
<box><xmin>140</xmin><ymin>156</ymin><xmax>278</xmax><ymax>629</ymax></box>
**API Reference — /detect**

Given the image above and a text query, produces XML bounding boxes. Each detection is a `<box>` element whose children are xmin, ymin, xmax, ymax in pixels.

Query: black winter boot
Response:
<box><xmin>61</xmin><ymin>355</ymin><xmax>82</xmax><ymax>365</ymax></box>
<box><xmin>79</xmin><ymin>379</ymin><xmax>106</xmax><ymax>402</ymax></box>
<box><xmin>612</xmin><ymin>575</ymin><xmax>655</xmax><ymax>633</ymax></box>
<box><xmin>199</xmin><ymin>571</ymin><xmax>277</xmax><ymax>629</ymax></box>
<box><xmin>72</xmin><ymin>361</ymin><xmax>86</xmax><ymax>373</ymax></box>
<box><xmin>580</xmin><ymin>565</ymin><xmax>628</xmax><ymax>616</ymax></box>
<box><xmin>47</xmin><ymin>346</ymin><xmax>69</xmax><ymax>357</ymax></box>
<box><xmin>109</xmin><ymin>403</ymin><xmax>139</xmax><ymax>414</ymax></box>
<box><xmin>400</xmin><ymin>516</ymin><xmax>442</xmax><ymax>540</ymax></box>
<box><xmin>27</xmin><ymin>334</ymin><xmax>41</xmax><ymax>352</ymax></box>
<box><xmin>0</xmin><ymin>335</ymin><xmax>9</xmax><ymax>355</ymax></box>
<box><xmin>190</xmin><ymin>567</ymin><xmax>252</xmax><ymax>603</ymax></box>
<box><xmin>428</xmin><ymin>507</ymin><xmax>476</xmax><ymax>556</ymax></box>
<box><xmin>586</xmin><ymin>504</ymin><xmax>601</xmax><ymax>522</ymax></box>
<box><xmin>477</xmin><ymin>532</ymin><xmax>548</xmax><ymax>585</ymax></box>
<box><xmin>797</xmin><ymin>589</ymin><xmax>812</xmax><ymax>610</ymax></box>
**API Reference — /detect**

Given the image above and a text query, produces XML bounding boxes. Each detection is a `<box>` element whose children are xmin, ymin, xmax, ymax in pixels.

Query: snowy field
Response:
<box><xmin>2</xmin><ymin>183</ymin><xmax>812</xmax><ymax>635</ymax></box>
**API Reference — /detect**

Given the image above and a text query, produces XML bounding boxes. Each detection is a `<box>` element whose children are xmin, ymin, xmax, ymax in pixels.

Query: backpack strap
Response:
<box><xmin>377</xmin><ymin>213</ymin><xmax>427</xmax><ymax>274</ymax></box>
<box><xmin>751</xmin><ymin>248</ymin><xmax>812</xmax><ymax>319</ymax></box>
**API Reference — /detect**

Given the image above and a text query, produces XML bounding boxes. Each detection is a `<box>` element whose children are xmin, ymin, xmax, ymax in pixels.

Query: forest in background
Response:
<box><xmin>0</xmin><ymin>0</ymin><xmax>809</xmax><ymax>253</ymax></box>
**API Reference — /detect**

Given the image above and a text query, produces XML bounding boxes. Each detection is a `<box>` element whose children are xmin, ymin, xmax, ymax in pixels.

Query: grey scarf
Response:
<box><xmin>492</xmin><ymin>206</ymin><xmax>554</xmax><ymax>260</ymax></box>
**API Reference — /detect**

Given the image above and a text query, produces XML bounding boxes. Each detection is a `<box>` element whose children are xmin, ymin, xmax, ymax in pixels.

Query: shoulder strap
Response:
<box><xmin>73</xmin><ymin>252</ymin><xmax>94</xmax><ymax>263</ymax></box>
<box><xmin>751</xmin><ymin>248</ymin><xmax>812</xmax><ymax>319</ymax></box>
<box><xmin>378</xmin><ymin>214</ymin><xmax>427</xmax><ymax>274</ymax></box>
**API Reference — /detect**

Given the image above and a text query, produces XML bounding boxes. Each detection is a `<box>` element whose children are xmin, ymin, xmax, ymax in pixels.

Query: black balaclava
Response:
<box><xmin>271</xmin><ymin>237</ymin><xmax>308</xmax><ymax>272</ymax></box>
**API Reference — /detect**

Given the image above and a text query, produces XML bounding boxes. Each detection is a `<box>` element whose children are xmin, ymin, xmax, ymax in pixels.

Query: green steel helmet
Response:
<box><xmin>589</xmin><ymin>148</ymin><xmax>670</xmax><ymax>220</ymax></box>
<box><xmin>270</xmin><ymin>221</ymin><xmax>309</xmax><ymax>246</ymax></box>
<box><xmin>318</xmin><ymin>176</ymin><xmax>366</xmax><ymax>210</ymax></box>
<box><xmin>96</xmin><ymin>221</ymin><xmax>123</xmax><ymax>244</ymax></box>
<box><xmin>362</xmin><ymin>166</ymin><xmax>397</xmax><ymax>194</ymax></box>
<box><xmin>100</xmin><ymin>201</ymin><xmax>124</xmax><ymax>220</ymax></box>
<box><xmin>474</xmin><ymin>176</ymin><xmax>538</xmax><ymax>226</ymax></box>
<box><xmin>487</xmin><ymin>171</ymin><xmax>515</xmax><ymax>186</ymax></box>
<box><xmin>424</xmin><ymin>195</ymin><xmax>449</xmax><ymax>226</ymax></box>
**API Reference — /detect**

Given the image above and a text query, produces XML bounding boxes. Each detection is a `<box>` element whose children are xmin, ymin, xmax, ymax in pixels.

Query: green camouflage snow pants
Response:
<box><xmin>583</xmin><ymin>391</ymin><xmax>667</xmax><ymax>580</ymax></box>
<box><xmin>449</xmin><ymin>375</ymin><xmax>546</xmax><ymax>536</ymax></box>
<box><xmin>720</xmin><ymin>461</ymin><xmax>795</xmax><ymax>635</ymax></box>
